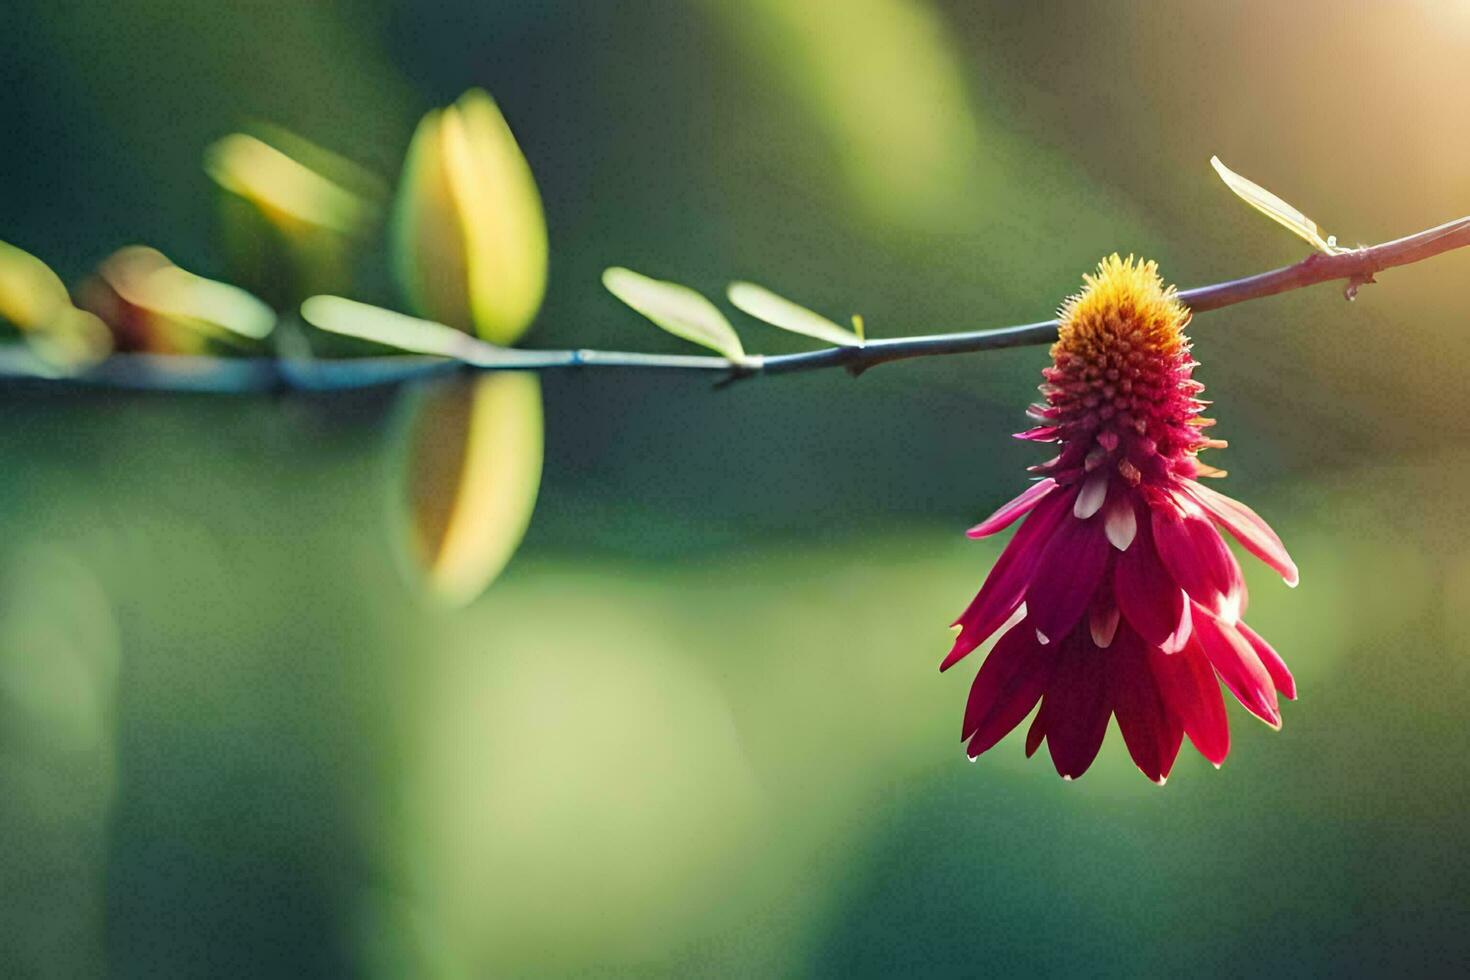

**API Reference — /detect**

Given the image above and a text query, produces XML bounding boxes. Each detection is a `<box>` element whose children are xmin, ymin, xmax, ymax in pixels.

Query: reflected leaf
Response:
<box><xmin>0</xmin><ymin>240</ymin><xmax>113</xmax><ymax>370</ymax></box>
<box><xmin>393</xmin><ymin>90</ymin><xmax>547</xmax><ymax>346</ymax></box>
<box><xmin>391</xmin><ymin>373</ymin><xmax>543</xmax><ymax>607</ymax></box>
<box><xmin>603</xmin><ymin>268</ymin><xmax>746</xmax><ymax>361</ymax></box>
<box><xmin>728</xmin><ymin>281</ymin><xmax>862</xmax><ymax>347</ymax></box>
<box><xmin>205</xmin><ymin>127</ymin><xmax>384</xmax><ymax>309</ymax></box>
<box><xmin>76</xmin><ymin>247</ymin><xmax>275</xmax><ymax>355</ymax></box>
<box><xmin>1211</xmin><ymin>156</ymin><xmax>1346</xmax><ymax>255</ymax></box>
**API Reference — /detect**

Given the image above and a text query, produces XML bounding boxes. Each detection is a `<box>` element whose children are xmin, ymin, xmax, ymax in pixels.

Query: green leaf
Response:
<box><xmin>727</xmin><ymin>281</ymin><xmax>861</xmax><ymax>347</ymax></box>
<box><xmin>0</xmin><ymin>240</ymin><xmax>112</xmax><ymax>370</ymax></box>
<box><xmin>78</xmin><ymin>247</ymin><xmax>274</xmax><ymax>354</ymax></box>
<box><xmin>145</xmin><ymin>261</ymin><xmax>275</xmax><ymax>342</ymax></box>
<box><xmin>389</xmin><ymin>373</ymin><xmax>544</xmax><ymax>607</ymax></box>
<box><xmin>602</xmin><ymin>268</ymin><xmax>746</xmax><ymax>361</ymax></box>
<box><xmin>301</xmin><ymin>296</ymin><xmax>485</xmax><ymax>360</ymax></box>
<box><xmin>205</xmin><ymin>128</ymin><xmax>383</xmax><ymax>309</ymax></box>
<box><xmin>392</xmin><ymin>90</ymin><xmax>548</xmax><ymax>346</ymax></box>
<box><xmin>0</xmin><ymin>239</ymin><xmax>70</xmax><ymax>329</ymax></box>
<box><xmin>1210</xmin><ymin>156</ymin><xmax>1346</xmax><ymax>255</ymax></box>
<box><xmin>205</xmin><ymin>132</ymin><xmax>379</xmax><ymax>236</ymax></box>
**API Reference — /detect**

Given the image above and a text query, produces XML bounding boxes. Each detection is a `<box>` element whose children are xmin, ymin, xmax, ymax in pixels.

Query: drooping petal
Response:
<box><xmin>1191</xmin><ymin>603</ymin><xmax>1281</xmax><ymax>729</ymax></box>
<box><xmin>1114</xmin><ymin>514</ymin><xmax>1191</xmax><ymax>653</ymax></box>
<box><xmin>1151</xmin><ymin>488</ymin><xmax>1245</xmax><ymax>624</ymax></box>
<box><xmin>1037</xmin><ymin>632</ymin><xmax>1112</xmax><ymax>779</ymax></box>
<box><xmin>1149</xmin><ymin>638</ymin><xmax>1230</xmax><ymax>767</ymax></box>
<box><xmin>1089</xmin><ymin>597</ymin><xmax>1121</xmax><ymax>649</ymax></box>
<box><xmin>1025</xmin><ymin>511</ymin><xmax>1112</xmax><ymax>644</ymax></box>
<box><xmin>967</xmin><ymin>478</ymin><xmax>1059</xmax><ymax>538</ymax></box>
<box><xmin>1024</xmin><ymin>709</ymin><xmax>1046</xmax><ymax>758</ymax></box>
<box><xmin>944</xmin><ymin>488</ymin><xmax>1075</xmax><ymax>672</ymax></box>
<box><xmin>1103</xmin><ymin>494</ymin><xmax>1137</xmax><ymax>551</ymax></box>
<box><xmin>1183</xmin><ymin>479</ymin><xmax>1298</xmax><ymax>587</ymax></box>
<box><xmin>1073</xmin><ymin>473</ymin><xmax>1108</xmax><ymax>520</ymax></box>
<box><xmin>1237</xmin><ymin>621</ymin><xmax>1296</xmax><ymax>700</ymax></box>
<box><xmin>1109</xmin><ymin>628</ymin><xmax>1184</xmax><ymax>784</ymax></box>
<box><xmin>963</xmin><ymin>622</ymin><xmax>1056</xmax><ymax>757</ymax></box>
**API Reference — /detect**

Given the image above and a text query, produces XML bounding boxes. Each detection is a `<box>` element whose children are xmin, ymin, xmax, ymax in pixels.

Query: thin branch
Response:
<box><xmin>6</xmin><ymin>214</ymin><xmax>1469</xmax><ymax>394</ymax></box>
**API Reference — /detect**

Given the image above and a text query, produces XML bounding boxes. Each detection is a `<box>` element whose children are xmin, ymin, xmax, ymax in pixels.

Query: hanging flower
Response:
<box><xmin>944</xmin><ymin>255</ymin><xmax>1298</xmax><ymax>783</ymax></box>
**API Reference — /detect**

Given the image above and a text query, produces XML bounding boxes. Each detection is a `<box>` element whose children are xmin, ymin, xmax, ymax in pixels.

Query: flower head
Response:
<box><xmin>945</xmin><ymin>255</ymin><xmax>1298</xmax><ymax>782</ymax></box>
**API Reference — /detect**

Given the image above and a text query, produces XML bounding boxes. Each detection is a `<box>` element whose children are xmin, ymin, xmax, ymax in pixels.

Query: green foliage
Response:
<box><xmin>300</xmin><ymin>296</ymin><xmax>482</xmax><ymax>361</ymax></box>
<box><xmin>1211</xmin><ymin>155</ymin><xmax>1348</xmax><ymax>255</ymax></box>
<box><xmin>76</xmin><ymin>247</ymin><xmax>275</xmax><ymax>355</ymax></box>
<box><xmin>392</xmin><ymin>90</ymin><xmax>548</xmax><ymax>346</ymax></box>
<box><xmin>205</xmin><ymin>127</ymin><xmax>384</xmax><ymax>311</ymax></box>
<box><xmin>602</xmin><ymin>268</ymin><xmax>747</xmax><ymax>361</ymax></box>
<box><xmin>0</xmin><ymin>240</ymin><xmax>111</xmax><ymax>371</ymax></box>
<box><xmin>727</xmin><ymin>281</ymin><xmax>863</xmax><ymax>347</ymax></box>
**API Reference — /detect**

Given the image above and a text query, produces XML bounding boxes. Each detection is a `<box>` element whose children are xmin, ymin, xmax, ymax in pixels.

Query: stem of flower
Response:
<box><xmin>7</xmin><ymin>214</ymin><xmax>1469</xmax><ymax>394</ymax></box>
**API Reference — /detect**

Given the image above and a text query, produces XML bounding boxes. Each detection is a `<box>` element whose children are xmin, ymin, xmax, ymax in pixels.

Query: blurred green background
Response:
<box><xmin>5</xmin><ymin>1</ymin><xmax>1470</xmax><ymax>976</ymax></box>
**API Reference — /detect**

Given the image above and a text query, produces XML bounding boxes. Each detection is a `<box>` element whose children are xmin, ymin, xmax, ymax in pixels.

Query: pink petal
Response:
<box><xmin>1089</xmin><ymin>599</ymin><xmax>1121</xmax><ymax>649</ymax></box>
<box><xmin>1238</xmin><ymin>621</ymin><xmax>1297</xmax><ymax>701</ymax></box>
<box><xmin>1150</xmin><ymin>638</ymin><xmax>1231</xmax><ymax>767</ymax></box>
<box><xmin>943</xmin><ymin>488</ymin><xmax>1074</xmax><ymax>672</ymax></box>
<box><xmin>1025</xmin><ymin>512</ymin><xmax>1112</xmax><ymax>644</ymax></box>
<box><xmin>1114</xmin><ymin>516</ymin><xmax>1191</xmax><ymax>653</ymax></box>
<box><xmin>1037</xmin><ymin>632</ymin><xmax>1112</xmax><ymax>779</ymax></box>
<box><xmin>967</xmin><ymin>478</ymin><xmax>1059</xmax><ymax>539</ymax></box>
<box><xmin>963</xmin><ymin>622</ymin><xmax>1056</xmax><ymax>757</ymax></box>
<box><xmin>1103</xmin><ymin>494</ymin><xmax>1137</xmax><ymax>551</ymax></box>
<box><xmin>1024</xmin><ymin>709</ymin><xmax>1046</xmax><ymax>758</ymax></box>
<box><xmin>1150</xmin><ymin>489</ymin><xmax>1246</xmax><ymax>624</ymax></box>
<box><xmin>1014</xmin><ymin>425</ymin><xmax>1061</xmax><ymax>443</ymax></box>
<box><xmin>1109</xmin><ymin>629</ymin><xmax>1184</xmax><ymax>784</ymax></box>
<box><xmin>1073</xmin><ymin>473</ymin><xmax>1108</xmax><ymax>520</ymax></box>
<box><xmin>1191</xmin><ymin>603</ymin><xmax>1281</xmax><ymax>729</ymax></box>
<box><xmin>1183</xmin><ymin>480</ymin><xmax>1299</xmax><ymax>587</ymax></box>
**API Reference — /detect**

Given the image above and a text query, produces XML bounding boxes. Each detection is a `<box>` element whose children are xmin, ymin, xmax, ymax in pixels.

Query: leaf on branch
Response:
<box><xmin>206</xmin><ymin>131</ymin><xmax>382</xmax><ymax>236</ymax></box>
<box><xmin>205</xmin><ymin>128</ymin><xmax>384</xmax><ymax>309</ymax></box>
<box><xmin>1210</xmin><ymin>156</ymin><xmax>1347</xmax><ymax>255</ymax></box>
<box><xmin>602</xmin><ymin>268</ymin><xmax>747</xmax><ymax>362</ymax></box>
<box><xmin>393</xmin><ymin>90</ymin><xmax>548</xmax><ymax>346</ymax></box>
<box><xmin>301</xmin><ymin>295</ymin><xmax>488</xmax><ymax>361</ymax></box>
<box><xmin>727</xmin><ymin>282</ymin><xmax>862</xmax><ymax>347</ymax></box>
<box><xmin>390</xmin><ymin>373</ymin><xmax>544</xmax><ymax>607</ymax></box>
<box><xmin>76</xmin><ymin>247</ymin><xmax>274</xmax><ymax>355</ymax></box>
<box><xmin>0</xmin><ymin>240</ymin><xmax>112</xmax><ymax>371</ymax></box>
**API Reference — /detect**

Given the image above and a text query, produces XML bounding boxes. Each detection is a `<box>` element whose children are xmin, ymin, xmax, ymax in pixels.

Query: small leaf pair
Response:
<box><xmin>602</xmin><ymin>269</ymin><xmax>863</xmax><ymax>360</ymax></box>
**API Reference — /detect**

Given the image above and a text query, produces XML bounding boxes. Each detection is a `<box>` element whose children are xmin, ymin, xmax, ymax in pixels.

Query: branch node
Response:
<box><xmin>1344</xmin><ymin>273</ymin><xmax>1376</xmax><ymax>302</ymax></box>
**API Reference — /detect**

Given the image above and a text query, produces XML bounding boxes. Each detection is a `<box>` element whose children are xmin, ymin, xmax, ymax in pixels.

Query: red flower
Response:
<box><xmin>944</xmin><ymin>255</ymin><xmax>1298</xmax><ymax>783</ymax></box>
